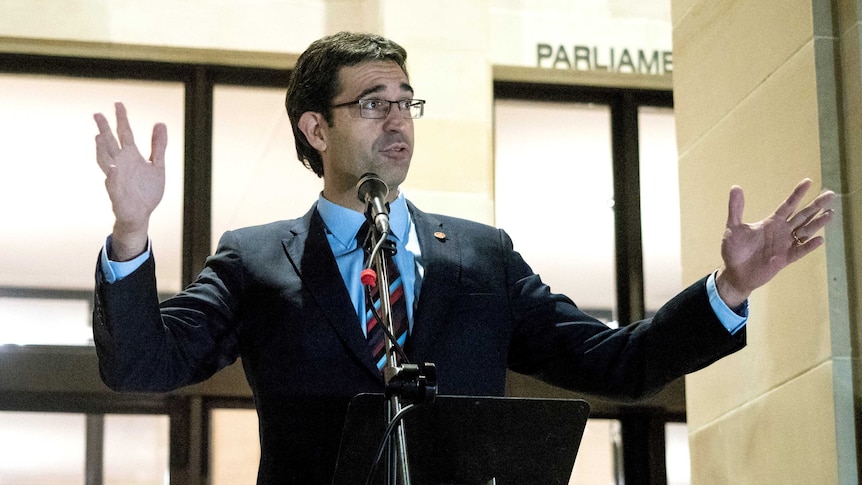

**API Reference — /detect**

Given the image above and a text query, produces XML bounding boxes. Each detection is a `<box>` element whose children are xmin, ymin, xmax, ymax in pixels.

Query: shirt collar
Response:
<box><xmin>317</xmin><ymin>191</ymin><xmax>410</xmax><ymax>253</ymax></box>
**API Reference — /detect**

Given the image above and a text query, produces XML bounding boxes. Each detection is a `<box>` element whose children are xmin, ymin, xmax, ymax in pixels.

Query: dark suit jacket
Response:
<box><xmin>93</xmin><ymin>201</ymin><xmax>745</xmax><ymax>484</ymax></box>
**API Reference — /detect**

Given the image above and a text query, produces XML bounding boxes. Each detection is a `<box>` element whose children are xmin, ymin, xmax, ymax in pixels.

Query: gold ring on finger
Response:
<box><xmin>792</xmin><ymin>231</ymin><xmax>804</xmax><ymax>245</ymax></box>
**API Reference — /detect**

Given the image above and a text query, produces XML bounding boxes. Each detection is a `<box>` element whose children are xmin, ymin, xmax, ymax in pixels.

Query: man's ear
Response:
<box><xmin>297</xmin><ymin>112</ymin><xmax>327</xmax><ymax>152</ymax></box>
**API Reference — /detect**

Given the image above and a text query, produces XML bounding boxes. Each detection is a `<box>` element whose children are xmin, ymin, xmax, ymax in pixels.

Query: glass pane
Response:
<box><xmin>0</xmin><ymin>74</ymin><xmax>185</xmax><ymax>292</ymax></box>
<box><xmin>639</xmin><ymin>106</ymin><xmax>682</xmax><ymax>312</ymax></box>
<box><xmin>212</xmin><ymin>85</ymin><xmax>322</xmax><ymax>249</ymax></box>
<box><xmin>665</xmin><ymin>422</ymin><xmax>691</xmax><ymax>485</ymax></box>
<box><xmin>210</xmin><ymin>408</ymin><xmax>260</xmax><ymax>485</ymax></box>
<box><xmin>495</xmin><ymin>99</ymin><xmax>616</xmax><ymax>316</ymax></box>
<box><xmin>0</xmin><ymin>411</ymin><xmax>86</xmax><ymax>484</ymax></box>
<box><xmin>0</xmin><ymin>74</ymin><xmax>184</xmax><ymax>345</ymax></box>
<box><xmin>0</xmin><ymin>296</ymin><xmax>91</xmax><ymax>345</ymax></box>
<box><xmin>104</xmin><ymin>414</ymin><xmax>169</xmax><ymax>485</ymax></box>
<box><xmin>569</xmin><ymin>419</ymin><xmax>620</xmax><ymax>484</ymax></box>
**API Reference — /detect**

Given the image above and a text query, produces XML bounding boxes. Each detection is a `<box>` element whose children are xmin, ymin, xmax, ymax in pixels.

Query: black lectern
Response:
<box><xmin>333</xmin><ymin>394</ymin><xmax>591</xmax><ymax>485</ymax></box>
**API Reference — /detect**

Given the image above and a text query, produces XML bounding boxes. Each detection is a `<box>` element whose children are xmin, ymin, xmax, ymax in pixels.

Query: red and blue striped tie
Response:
<box><xmin>364</xmin><ymin>249</ymin><xmax>408</xmax><ymax>372</ymax></box>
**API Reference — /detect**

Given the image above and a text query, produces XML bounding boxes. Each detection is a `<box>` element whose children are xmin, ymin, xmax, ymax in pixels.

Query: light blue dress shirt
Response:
<box><xmin>316</xmin><ymin>192</ymin><xmax>420</xmax><ymax>336</ymax></box>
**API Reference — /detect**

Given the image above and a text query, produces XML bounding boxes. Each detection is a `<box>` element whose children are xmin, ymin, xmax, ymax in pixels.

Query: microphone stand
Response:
<box><xmin>364</xmin><ymin>223</ymin><xmax>411</xmax><ymax>485</ymax></box>
<box><xmin>357</xmin><ymin>174</ymin><xmax>436</xmax><ymax>485</ymax></box>
<box><xmin>363</xmin><ymin>217</ymin><xmax>436</xmax><ymax>485</ymax></box>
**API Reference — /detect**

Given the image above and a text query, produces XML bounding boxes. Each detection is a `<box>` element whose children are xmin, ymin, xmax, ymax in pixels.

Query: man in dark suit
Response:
<box><xmin>92</xmin><ymin>32</ymin><xmax>835</xmax><ymax>484</ymax></box>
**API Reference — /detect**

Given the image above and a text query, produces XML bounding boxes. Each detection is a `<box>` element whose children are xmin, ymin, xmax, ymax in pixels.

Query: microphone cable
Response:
<box><xmin>363</xmin><ymin>402</ymin><xmax>422</xmax><ymax>485</ymax></box>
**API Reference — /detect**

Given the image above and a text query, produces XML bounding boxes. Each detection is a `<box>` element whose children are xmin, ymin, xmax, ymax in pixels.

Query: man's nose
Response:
<box><xmin>383</xmin><ymin>104</ymin><xmax>409</xmax><ymax>130</ymax></box>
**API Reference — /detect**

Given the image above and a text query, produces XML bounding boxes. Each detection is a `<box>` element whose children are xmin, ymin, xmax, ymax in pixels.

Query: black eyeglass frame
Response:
<box><xmin>330</xmin><ymin>98</ymin><xmax>426</xmax><ymax>119</ymax></box>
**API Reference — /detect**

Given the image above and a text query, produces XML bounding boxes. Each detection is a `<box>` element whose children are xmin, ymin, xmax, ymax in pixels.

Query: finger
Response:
<box><xmin>795</xmin><ymin>209</ymin><xmax>835</xmax><ymax>240</ymax></box>
<box><xmin>94</xmin><ymin>112</ymin><xmax>113</xmax><ymax>135</ymax></box>
<box><xmin>811</xmin><ymin>189</ymin><xmax>836</xmax><ymax>209</ymax></box>
<box><xmin>114</xmin><ymin>102</ymin><xmax>137</xmax><ymax>149</ymax></box>
<box><xmin>94</xmin><ymin>112</ymin><xmax>120</xmax><ymax>153</ymax></box>
<box><xmin>94</xmin><ymin>113</ymin><xmax>120</xmax><ymax>173</ymax></box>
<box><xmin>788</xmin><ymin>190</ymin><xmax>836</xmax><ymax>228</ymax></box>
<box><xmin>150</xmin><ymin>123</ymin><xmax>168</xmax><ymax>166</ymax></box>
<box><xmin>775</xmin><ymin>178</ymin><xmax>813</xmax><ymax>220</ymax></box>
<box><xmin>95</xmin><ymin>133</ymin><xmax>113</xmax><ymax>161</ymax></box>
<box><xmin>94</xmin><ymin>137</ymin><xmax>115</xmax><ymax>175</ymax></box>
<box><xmin>791</xmin><ymin>234</ymin><xmax>825</xmax><ymax>261</ymax></box>
<box><xmin>726</xmin><ymin>185</ymin><xmax>744</xmax><ymax>228</ymax></box>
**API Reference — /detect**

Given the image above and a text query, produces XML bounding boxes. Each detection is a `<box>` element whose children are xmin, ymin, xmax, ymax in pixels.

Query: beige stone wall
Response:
<box><xmin>673</xmin><ymin>0</ymin><xmax>861</xmax><ymax>483</ymax></box>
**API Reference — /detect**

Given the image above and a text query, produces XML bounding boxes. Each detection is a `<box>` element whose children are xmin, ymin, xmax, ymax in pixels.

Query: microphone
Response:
<box><xmin>356</xmin><ymin>173</ymin><xmax>390</xmax><ymax>236</ymax></box>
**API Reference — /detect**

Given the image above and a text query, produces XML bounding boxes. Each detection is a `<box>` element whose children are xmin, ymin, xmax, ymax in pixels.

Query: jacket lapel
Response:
<box><xmin>406</xmin><ymin>203</ymin><xmax>460</xmax><ymax>364</ymax></box>
<box><xmin>282</xmin><ymin>205</ymin><xmax>383</xmax><ymax>380</ymax></box>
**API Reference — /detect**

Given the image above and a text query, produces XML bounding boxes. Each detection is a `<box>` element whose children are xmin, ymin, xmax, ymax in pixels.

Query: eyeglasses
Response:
<box><xmin>330</xmin><ymin>98</ymin><xmax>426</xmax><ymax>119</ymax></box>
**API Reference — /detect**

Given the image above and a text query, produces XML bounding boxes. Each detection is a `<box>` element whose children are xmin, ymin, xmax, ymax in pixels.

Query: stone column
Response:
<box><xmin>671</xmin><ymin>0</ymin><xmax>861</xmax><ymax>482</ymax></box>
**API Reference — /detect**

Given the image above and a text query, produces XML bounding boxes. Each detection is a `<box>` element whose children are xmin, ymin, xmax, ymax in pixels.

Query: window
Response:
<box><xmin>209</xmin><ymin>407</ymin><xmax>259</xmax><ymax>485</ymax></box>
<box><xmin>665</xmin><ymin>422</ymin><xmax>691</xmax><ymax>485</ymax></box>
<box><xmin>103</xmin><ymin>414</ymin><xmax>171</xmax><ymax>484</ymax></box>
<box><xmin>639</xmin><ymin>106</ymin><xmax>682</xmax><ymax>312</ymax></box>
<box><xmin>495</xmin><ymin>99</ymin><xmax>616</xmax><ymax>318</ymax></box>
<box><xmin>0</xmin><ymin>74</ymin><xmax>185</xmax><ymax>346</ymax></box>
<box><xmin>570</xmin><ymin>419</ymin><xmax>621</xmax><ymax>483</ymax></box>
<box><xmin>211</xmin><ymin>85</ymin><xmax>320</xmax><ymax>241</ymax></box>
<box><xmin>0</xmin><ymin>412</ymin><xmax>86</xmax><ymax>484</ymax></box>
<box><xmin>0</xmin><ymin>411</ymin><xmax>169</xmax><ymax>484</ymax></box>
<box><xmin>494</xmin><ymin>82</ymin><xmax>682</xmax><ymax>483</ymax></box>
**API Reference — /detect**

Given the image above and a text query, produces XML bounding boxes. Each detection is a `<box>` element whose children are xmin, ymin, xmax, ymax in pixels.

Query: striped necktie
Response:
<box><xmin>361</xmin><ymin>230</ymin><xmax>409</xmax><ymax>372</ymax></box>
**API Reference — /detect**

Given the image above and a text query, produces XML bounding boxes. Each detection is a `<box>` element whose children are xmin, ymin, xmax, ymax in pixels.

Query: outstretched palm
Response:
<box><xmin>94</xmin><ymin>102</ymin><xmax>167</xmax><ymax>258</ymax></box>
<box><xmin>717</xmin><ymin>179</ymin><xmax>835</xmax><ymax>306</ymax></box>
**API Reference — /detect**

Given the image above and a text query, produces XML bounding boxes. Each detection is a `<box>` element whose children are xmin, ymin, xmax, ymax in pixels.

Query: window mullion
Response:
<box><xmin>183</xmin><ymin>67</ymin><xmax>215</xmax><ymax>286</ymax></box>
<box><xmin>611</xmin><ymin>91</ymin><xmax>645</xmax><ymax>327</ymax></box>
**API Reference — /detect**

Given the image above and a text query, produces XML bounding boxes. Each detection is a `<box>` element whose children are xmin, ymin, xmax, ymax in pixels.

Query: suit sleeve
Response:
<box><xmin>92</xmin><ymin>233</ymin><xmax>244</xmax><ymax>393</ymax></box>
<box><xmin>502</xmin><ymin>228</ymin><xmax>746</xmax><ymax>400</ymax></box>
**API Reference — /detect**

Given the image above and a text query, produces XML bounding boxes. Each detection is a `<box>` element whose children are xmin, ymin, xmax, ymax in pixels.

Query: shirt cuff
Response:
<box><xmin>100</xmin><ymin>236</ymin><xmax>151</xmax><ymax>284</ymax></box>
<box><xmin>706</xmin><ymin>271</ymin><xmax>747</xmax><ymax>335</ymax></box>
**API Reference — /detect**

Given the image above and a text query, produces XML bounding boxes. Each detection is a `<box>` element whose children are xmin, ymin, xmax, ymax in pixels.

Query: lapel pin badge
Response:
<box><xmin>434</xmin><ymin>231</ymin><xmax>446</xmax><ymax>241</ymax></box>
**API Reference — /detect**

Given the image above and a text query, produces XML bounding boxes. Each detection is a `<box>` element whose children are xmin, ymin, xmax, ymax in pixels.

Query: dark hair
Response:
<box><xmin>285</xmin><ymin>32</ymin><xmax>409</xmax><ymax>177</ymax></box>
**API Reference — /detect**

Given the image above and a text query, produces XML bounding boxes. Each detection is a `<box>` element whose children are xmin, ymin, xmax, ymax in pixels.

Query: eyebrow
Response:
<box><xmin>355</xmin><ymin>82</ymin><xmax>414</xmax><ymax>100</ymax></box>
